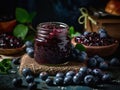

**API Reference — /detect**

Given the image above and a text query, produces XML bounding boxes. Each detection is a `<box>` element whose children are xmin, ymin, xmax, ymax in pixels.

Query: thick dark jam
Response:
<box><xmin>34</xmin><ymin>22</ymin><xmax>71</xmax><ymax>64</ymax></box>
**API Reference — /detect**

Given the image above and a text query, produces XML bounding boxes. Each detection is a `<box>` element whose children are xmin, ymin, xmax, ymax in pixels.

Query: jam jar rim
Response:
<box><xmin>36</xmin><ymin>22</ymin><xmax>69</xmax><ymax>31</ymax></box>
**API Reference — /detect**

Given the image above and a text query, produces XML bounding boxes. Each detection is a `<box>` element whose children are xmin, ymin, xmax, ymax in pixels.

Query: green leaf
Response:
<box><xmin>71</xmin><ymin>32</ymin><xmax>81</xmax><ymax>38</ymax></box>
<box><xmin>0</xmin><ymin>59</ymin><xmax>12</xmax><ymax>75</ymax></box>
<box><xmin>75</xmin><ymin>44</ymin><xmax>86</xmax><ymax>51</ymax></box>
<box><xmin>69</xmin><ymin>26</ymin><xmax>75</xmax><ymax>35</ymax></box>
<box><xmin>27</xmin><ymin>12</ymin><xmax>36</xmax><ymax>23</ymax></box>
<box><xmin>16</xmin><ymin>8</ymin><xmax>30</xmax><ymax>23</ymax></box>
<box><xmin>13</xmin><ymin>24</ymin><xmax>29</xmax><ymax>40</ymax></box>
<box><xmin>23</xmin><ymin>34</ymin><xmax>35</xmax><ymax>43</ymax></box>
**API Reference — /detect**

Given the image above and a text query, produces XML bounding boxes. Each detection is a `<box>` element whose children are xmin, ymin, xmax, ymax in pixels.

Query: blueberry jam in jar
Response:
<box><xmin>34</xmin><ymin>22</ymin><xmax>71</xmax><ymax>64</ymax></box>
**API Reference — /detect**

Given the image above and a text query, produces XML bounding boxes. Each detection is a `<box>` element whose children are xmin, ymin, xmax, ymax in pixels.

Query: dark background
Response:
<box><xmin>0</xmin><ymin>0</ymin><xmax>109</xmax><ymax>31</ymax></box>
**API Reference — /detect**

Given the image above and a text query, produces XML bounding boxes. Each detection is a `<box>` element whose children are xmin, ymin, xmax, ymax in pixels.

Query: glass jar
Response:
<box><xmin>34</xmin><ymin>22</ymin><xmax>71</xmax><ymax>64</ymax></box>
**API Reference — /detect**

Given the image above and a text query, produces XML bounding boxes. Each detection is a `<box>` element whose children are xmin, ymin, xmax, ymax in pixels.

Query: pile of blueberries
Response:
<box><xmin>0</xmin><ymin>33</ymin><xmax>23</xmax><ymax>48</ymax></box>
<box><xmin>75</xmin><ymin>29</ymin><xmax>116</xmax><ymax>46</ymax></box>
<box><xmin>12</xmin><ymin>66</ymin><xmax>116</xmax><ymax>90</ymax></box>
<box><xmin>11</xmin><ymin>37</ymin><xmax>120</xmax><ymax>90</ymax></box>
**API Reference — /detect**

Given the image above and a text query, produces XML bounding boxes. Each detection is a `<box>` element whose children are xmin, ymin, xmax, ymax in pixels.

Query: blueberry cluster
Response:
<box><xmin>75</xmin><ymin>29</ymin><xmax>116</xmax><ymax>46</ymax></box>
<box><xmin>0</xmin><ymin>33</ymin><xmax>23</xmax><ymax>48</ymax></box>
<box><xmin>87</xmin><ymin>55</ymin><xmax>120</xmax><ymax>70</ymax></box>
<box><xmin>12</xmin><ymin>68</ymin><xmax>37</xmax><ymax>90</ymax></box>
<box><xmin>25</xmin><ymin>41</ymin><xmax>34</xmax><ymax>58</ymax></box>
<box><xmin>12</xmin><ymin>55</ymin><xmax>120</xmax><ymax>89</ymax></box>
<box><xmin>39</xmin><ymin>67</ymin><xmax>113</xmax><ymax>87</ymax></box>
<box><xmin>69</xmin><ymin>45</ymin><xmax>87</xmax><ymax>62</ymax></box>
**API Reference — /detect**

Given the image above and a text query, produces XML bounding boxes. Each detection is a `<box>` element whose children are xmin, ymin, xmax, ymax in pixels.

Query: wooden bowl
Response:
<box><xmin>0</xmin><ymin>45</ymin><xmax>25</xmax><ymax>55</ymax></box>
<box><xmin>0</xmin><ymin>19</ymin><xmax>16</xmax><ymax>33</ymax></box>
<box><xmin>71</xmin><ymin>38</ymin><xmax>119</xmax><ymax>57</ymax></box>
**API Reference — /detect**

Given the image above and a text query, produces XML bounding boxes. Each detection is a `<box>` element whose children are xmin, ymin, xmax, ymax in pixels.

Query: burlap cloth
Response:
<box><xmin>19</xmin><ymin>54</ymin><xmax>86</xmax><ymax>75</ymax></box>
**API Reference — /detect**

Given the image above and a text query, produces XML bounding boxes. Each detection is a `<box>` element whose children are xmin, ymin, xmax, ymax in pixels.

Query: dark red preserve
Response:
<box><xmin>34</xmin><ymin>22</ymin><xmax>71</xmax><ymax>64</ymax></box>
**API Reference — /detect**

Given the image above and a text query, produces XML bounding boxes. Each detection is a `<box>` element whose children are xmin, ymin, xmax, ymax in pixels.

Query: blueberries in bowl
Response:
<box><xmin>75</xmin><ymin>29</ymin><xmax>116</xmax><ymax>46</ymax></box>
<box><xmin>0</xmin><ymin>33</ymin><xmax>23</xmax><ymax>49</ymax></box>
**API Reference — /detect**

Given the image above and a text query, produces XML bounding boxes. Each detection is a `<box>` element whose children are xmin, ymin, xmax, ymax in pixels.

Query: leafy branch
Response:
<box><xmin>13</xmin><ymin>8</ymin><xmax>36</xmax><ymax>42</ymax></box>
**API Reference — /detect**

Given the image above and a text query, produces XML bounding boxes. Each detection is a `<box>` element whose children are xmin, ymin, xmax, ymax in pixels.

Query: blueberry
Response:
<box><xmin>81</xmin><ymin>51</ymin><xmax>87</xmax><ymax>57</ymax></box>
<box><xmin>54</xmin><ymin>77</ymin><xmax>64</xmax><ymax>86</ymax></box>
<box><xmin>28</xmin><ymin>82</ymin><xmax>37</xmax><ymax>90</ymax></box>
<box><xmin>102</xmin><ymin>73</ymin><xmax>112</xmax><ymax>83</ymax></box>
<box><xmin>73</xmin><ymin>73</ymin><xmax>83</xmax><ymax>84</ymax></box>
<box><xmin>87</xmin><ymin>57</ymin><xmax>97</xmax><ymax>67</ymax></box>
<box><xmin>99</xmin><ymin>32</ymin><xmax>107</xmax><ymax>38</ymax></box>
<box><xmin>110</xmin><ymin>57</ymin><xmax>120</xmax><ymax>66</ymax></box>
<box><xmin>12</xmin><ymin>57</ymin><xmax>21</xmax><ymax>65</ymax></box>
<box><xmin>39</xmin><ymin>72</ymin><xmax>48</xmax><ymax>81</ymax></box>
<box><xmin>27</xmin><ymin>48</ymin><xmax>34</xmax><ymax>58</ymax></box>
<box><xmin>64</xmin><ymin>76</ymin><xmax>73</xmax><ymax>85</ymax></box>
<box><xmin>56</xmin><ymin>72</ymin><xmax>64</xmax><ymax>78</ymax></box>
<box><xmin>83</xmin><ymin>31</ymin><xmax>90</xmax><ymax>36</ymax></box>
<box><xmin>99</xmin><ymin>61</ymin><xmax>109</xmax><ymax>70</ymax></box>
<box><xmin>71</xmin><ymin>53</ymin><xmax>77</xmax><ymax>59</ymax></box>
<box><xmin>92</xmin><ymin>69</ymin><xmax>103</xmax><ymax>77</ymax></box>
<box><xmin>66</xmin><ymin>71</ymin><xmax>76</xmax><ymax>77</ymax></box>
<box><xmin>12</xmin><ymin>78</ymin><xmax>22</xmax><ymax>87</ymax></box>
<box><xmin>77</xmin><ymin>51</ymin><xmax>87</xmax><ymax>62</ymax></box>
<box><xmin>84</xmin><ymin>75</ymin><xmax>95</xmax><ymax>86</ymax></box>
<box><xmin>22</xmin><ymin>68</ymin><xmax>32</xmax><ymax>77</ymax></box>
<box><xmin>98</xmin><ymin>29</ymin><xmax>107</xmax><ymax>34</ymax></box>
<box><xmin>86</xmin><ymin>68</ymin><xmax>92</xmax><ymax>75</ymax></box>
<box><xmin>26</xmin><ymin>75</ymin><xmax>34</xmax><ymax>83</ymax></box>
<box><xmin>77</xmin><ymin>53</ymin><xmax>87</xmax><ymax>62</ymax></box>
<box><xmin>25</xmin><ymin>41</ymin><xmax>33</xmax><ymax>47</ymax></box>
<box><xmin>79</xmin><ymin>67</ymin><xmax>88</xmax><ymax>75</ymax></box>
<box><xmin>45</xmin><ymin>77</ymin><xmax>54</xmax><ymax>86</ymax></box>
<box><xmin>26</xmin><ymin>47</ymin><xmax>34</xmax><ymax>53</ymax></box>
<box><xmin>95</xmin><ymin>56</ymin><xmax>104</xmax><ymax>64</ymax></box>
<box><xmin>72</xmin><ymin>48</ymin><xmax>80</xmax><ymax>55</ymax></box>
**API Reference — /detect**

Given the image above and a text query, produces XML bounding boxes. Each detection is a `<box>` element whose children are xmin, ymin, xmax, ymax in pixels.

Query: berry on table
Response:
<box><xmin>65</xmin><ymin>71</ymin><xmax>76</xmax><ymax>77</ymax></box>
<box><xmin>84</xmin><ymin>75</ymin><xmax>95</xmax><ymax>86</ymax></box>
<box><xmin>64</xmin><ymin>75</ymin><xmax>73</xmax><ymax>85</ymax></box>
<box><xmin>99</xmin><ymin>61</ymin><xmax>109</xmax><ymax>70</ymax></box>
<box><xmin>45</xmin><ymin>77</ymin><xmax>54</xmax><ymax>86</ymax></box>
<box><xmin>39</xmin><ymin>72</ymin><xmax>48</xmax><ymax>81</ymax></box>
<box><xmin>25</xmin><ymin>75</ymin><xmax>34</xmax><ymax>83</ymax></box>
<box><xmin>55</xmin><ymin>72</ymin><xmax>65</xmax><ymax>78</ymax></box>
<box><xmin>28</xmin><ymin>82</ymin><xmax>37</xmax><ymax>90</ymax></box>
<box><xmin>73</xmin><ymin>72</ymin><xmax>83</xmax><ymax>85</ymax></box>
<box><xmin>54</xmin><ymin>77</ymin><xmax>64</xmax><ymax>86</ymax></box>
<box><xmin>109</xmin><ymin>57</ymin><xmax>120</xmax><ymax>66</ymax></box>
<box><xmin>12</xmin><ymin>77</ymin><xmax>22</xmax><ymax>87</ymax></box>
<box><xmin>22</xmin><ymin>68</ymin><xmax>33</xmax><ymax>77</ymax></box>
<box><xmin>87</xmin><ymin>57</ymin><xmax>97</xmax><ymax>68</ymax></box>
